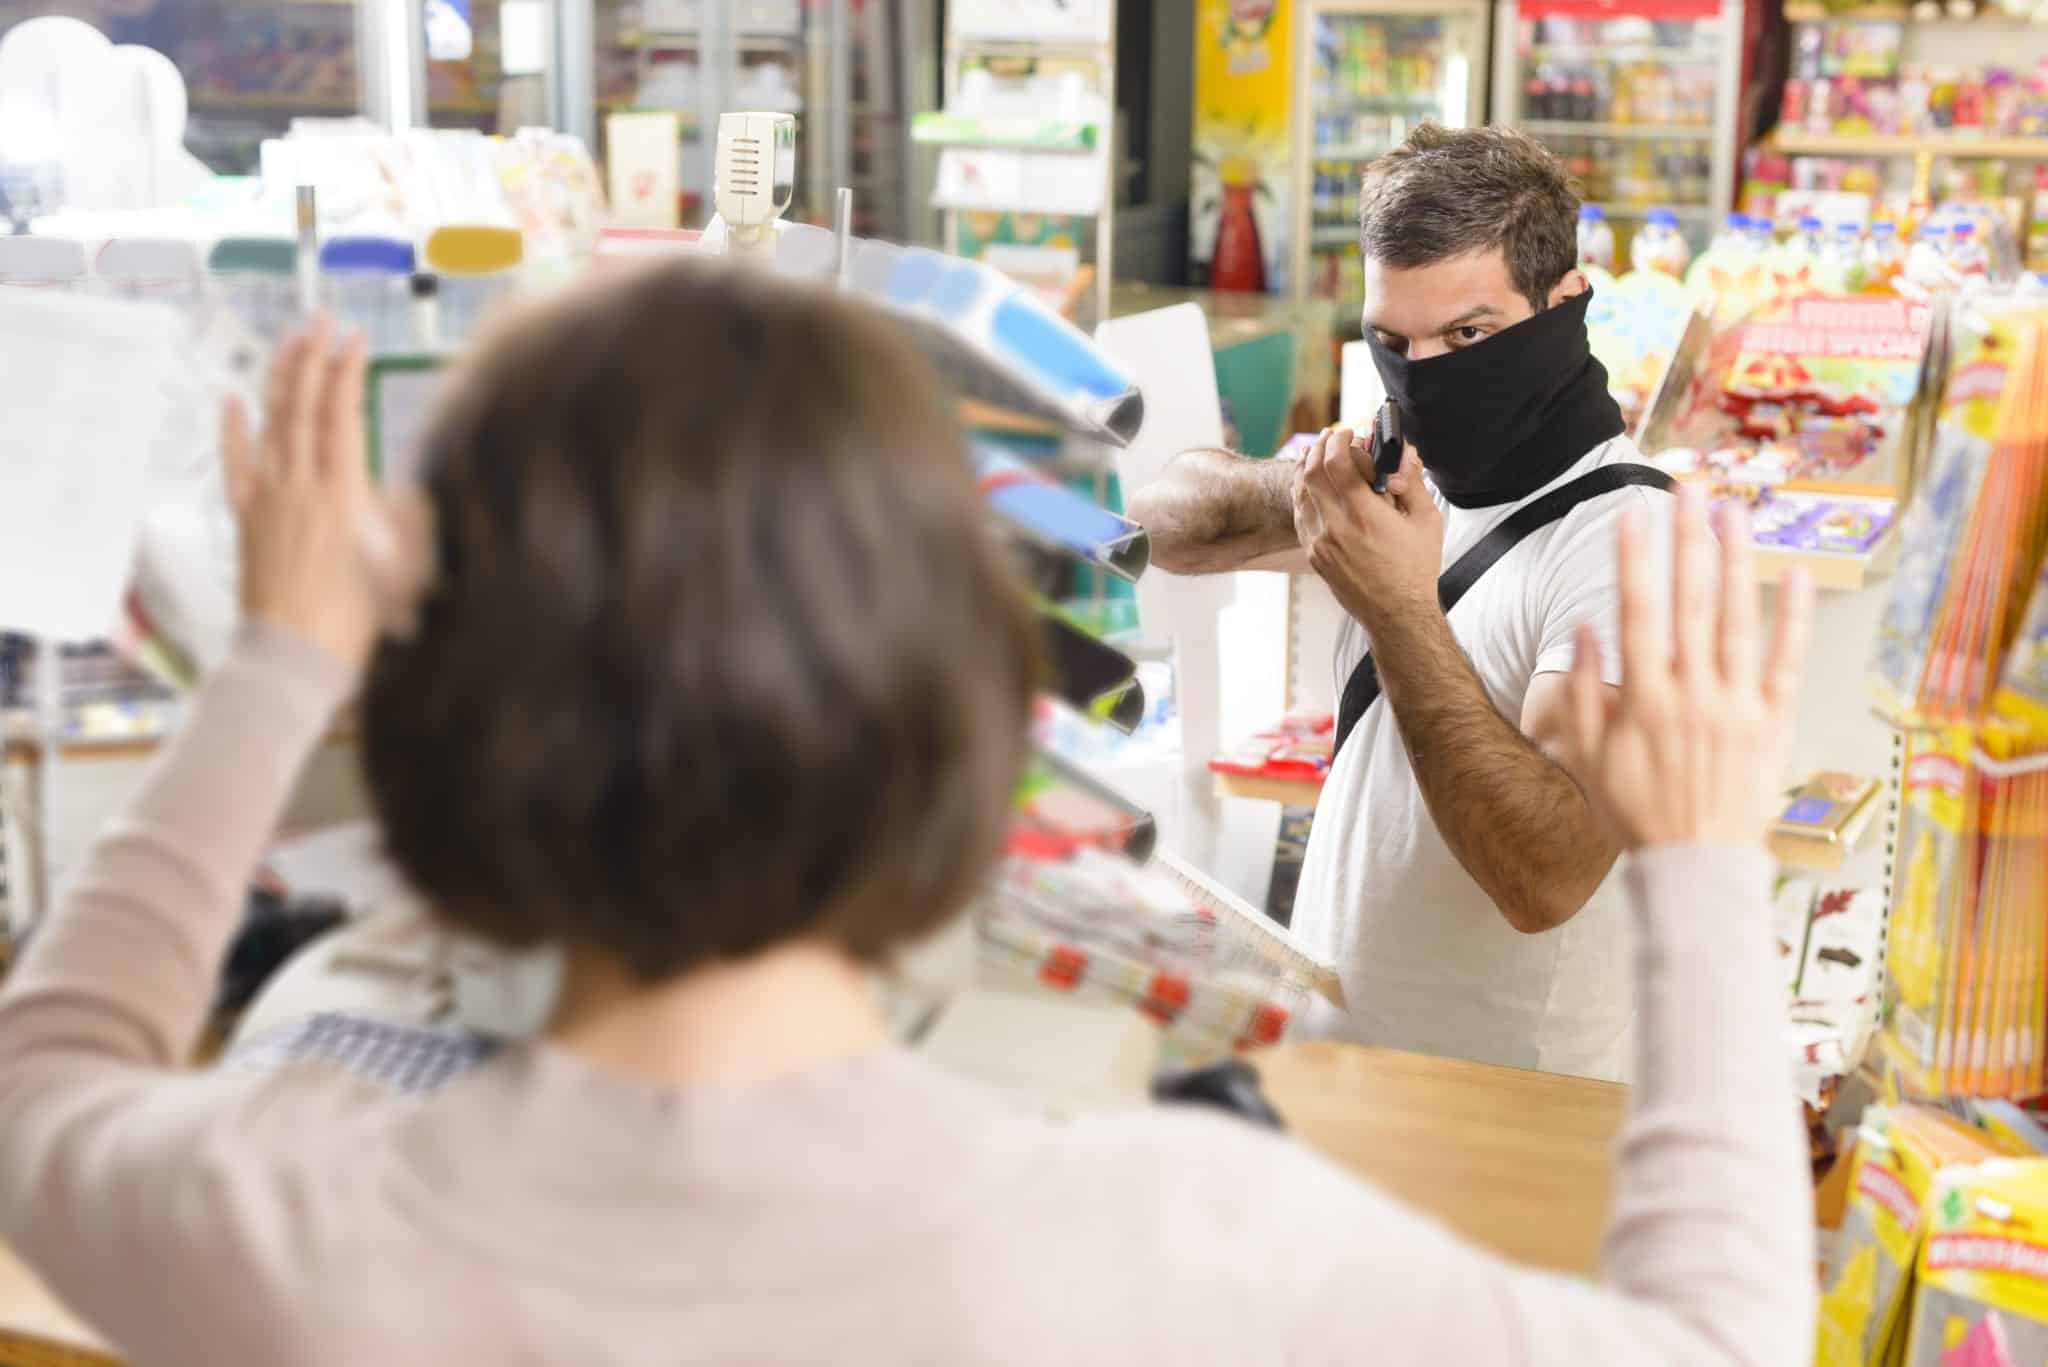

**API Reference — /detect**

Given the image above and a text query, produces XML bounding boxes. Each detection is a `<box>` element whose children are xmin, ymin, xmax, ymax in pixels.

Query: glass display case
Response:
<box><xmin>587</xmin><ymin>0</ymin><xmax>913</xmax><ymax>233</ymax></box>
<box><xmin>1493</xmin><ymin>0</ymin><xmax>1743</xmax><ymax>257</ymax></box>
<box><xmin>1290</xmin><ymin>0</ymin><xmax>1489</xmax><ymax>333</ymax></box>
<box><xmin>0</xmin><ymin>0</ymin><xmax>361</xmax><ymax>176</ymax></box>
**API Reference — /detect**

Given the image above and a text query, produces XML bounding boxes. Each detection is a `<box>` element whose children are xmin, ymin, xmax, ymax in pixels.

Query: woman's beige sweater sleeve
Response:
<box><xmin>0</xmin><ymin>624</ymin><xmax>351</xmax><ymax>1345</ymax></box>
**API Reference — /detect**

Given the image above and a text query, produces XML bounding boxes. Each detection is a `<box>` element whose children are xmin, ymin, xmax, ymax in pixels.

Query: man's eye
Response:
<box><xmin>1449</xmin><ymin>326</ymin><xmax>1488</xmax><ymax>347</ymax></box>
<box><xmin>1374</xmin><ymin>331</ymin><xmax>1407</xmax><ymax>355</ymax></box>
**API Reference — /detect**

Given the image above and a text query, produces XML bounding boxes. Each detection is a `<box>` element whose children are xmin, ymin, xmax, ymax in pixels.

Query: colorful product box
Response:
<box><xmin>1901</xmin><ymin>1160</ymin><xmax>2048</xmax><ymax>1366</ymax></box>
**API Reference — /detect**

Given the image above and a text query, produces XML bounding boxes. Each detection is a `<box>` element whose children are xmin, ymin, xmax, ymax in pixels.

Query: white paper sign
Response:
<box><xmin>0</xmin><ymin>290</ymin><xmax>195</xmax><ymax>640</ymax></box>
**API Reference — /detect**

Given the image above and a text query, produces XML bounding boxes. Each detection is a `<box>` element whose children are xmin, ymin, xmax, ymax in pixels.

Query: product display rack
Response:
<box><xmin>1494</xmin><ymin>0</ymin><xmax>1744</xmax><ymax>252</ymax></box>
<box><xmin>1289</xmin><ymin>0</ymin><xmax>1491</xmax><ymax>336</ymax></box>
<box><xmin>929</xmin><ymin>3</ymin><xmax>1117</xmax><ymax>327</ymax></box>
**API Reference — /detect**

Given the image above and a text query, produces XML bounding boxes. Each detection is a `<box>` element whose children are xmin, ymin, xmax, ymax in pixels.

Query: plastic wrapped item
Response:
<box><xmin>1820</xmin><ymin>1107</ymin><xmax>2024</xmax><ymax>1367</ymax></box>
<box><xmin>1898</xmin><ymin>1160</ymin><xmax>2048</xmax><ymax>1366</ymax></box>
<box><xmin>1576</xmin><ymin>202</ymin><xmax>1615</xmax><ymax>271</ymax></box>
<box><xmin>1629</xmin><ymin>207</ymin><xmax>1689</xmax><ymax>276</ymax></box>
<box><xmin>976</xmin><ymin>850</ymin><xmax>1313</xmax><ymax>1068</ymax></box>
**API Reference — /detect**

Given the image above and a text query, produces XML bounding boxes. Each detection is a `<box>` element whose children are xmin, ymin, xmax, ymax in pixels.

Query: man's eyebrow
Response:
<box><xmin>1433</xmin><ymin>304</ymin><xmax>1505</xmax><ymax>332</ymax></box>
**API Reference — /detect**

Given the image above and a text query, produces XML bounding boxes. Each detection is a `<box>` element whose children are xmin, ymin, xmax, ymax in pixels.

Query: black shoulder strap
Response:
<box><xmin>1331</xmin><ymin>463</ymin><xmax>1676</xmax><ymax>758</ymax></box>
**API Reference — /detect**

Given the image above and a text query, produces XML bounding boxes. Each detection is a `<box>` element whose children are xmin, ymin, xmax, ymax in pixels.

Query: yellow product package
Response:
<box><xmin>1821</xmin><ymin>1108</ymin><xmax>2019</xmax><ymax>1366</ymax></box>
<box><xmin>1899</xmin><ymin>1159</ymin><xmax>2048</xmax><ymax>1365</ymax></box>
<box><xmin>1885</xmin><ymin>730</ymin><xmax>1977</xmax><ymax>1095</ymax></box>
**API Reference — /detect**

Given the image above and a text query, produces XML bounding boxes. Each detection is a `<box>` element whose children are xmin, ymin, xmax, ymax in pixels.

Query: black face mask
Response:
<box><xmin>1365</xmin><ymin>289</ymin><xmax>1625</xmax><ymax>510</ymax></box>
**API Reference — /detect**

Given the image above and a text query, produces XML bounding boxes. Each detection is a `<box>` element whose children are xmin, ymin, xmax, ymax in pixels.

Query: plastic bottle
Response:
<box><xmin>1858</xmin><ymin>220</ymin><xmax>1905</xmax><ymax>292</ymax></box>
<box><xmin>1745</xmin><ymin>213</ymin><xmax>1777</xmax><ymax>254</ymax></box>
<box><xmin>1576</xmin><ymin>202</ymin><xmax>1616</xmax><ymax>270</ymax></box>
<box><xmin>1948</xmin><ymin>220</ymin><xmax>1990</xmax><ymax>280</ymax></box>
<box><xmin>1711</xmin><ymin>210</ymin><xmax>1753</xmax><ymax>256</ymax></box>
<box><xmin>1629</xmin><ymin>207</ymin><xmax>1691</xmax><ymax>276</ymax></box>
<box><xmin>1903</xmin><ymin>221</ymin><xmax>1953</xmax><ymax>295</ymax></box>
<box><xmin>1795</xmin><ymin>213</ymin><xmax>1827</xmax><ymax>259</ymax></box>
<box><xmin>1818</xmin><ymin>220</ymin><xmax>1862</xmax><ymax>290</ymax></box>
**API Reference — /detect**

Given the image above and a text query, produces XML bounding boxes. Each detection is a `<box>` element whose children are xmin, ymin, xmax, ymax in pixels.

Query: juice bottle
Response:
<box><xmin>1858</xmin><ymin>220</ymin><xmax>1905</xmax><ymax>292</ymax></box>
<box><xmin>1629</xmin><ymin>207</ymin><xmax>1691</xmax><ymax>275</ymax></box>
<box><xmin>1819</xmin><ymin>220</ymin><xmax>1861</xmax><ymax>291</ymax></box>
<box><xmin>1576</xmin><ymin>202</ymin><xmax>1616</xmax><ymax>269</ymax></box>
<box><xmin>1948</xmin><ymin>220</ymin><xmax>1989</xmax><ymax>280</ymax></box>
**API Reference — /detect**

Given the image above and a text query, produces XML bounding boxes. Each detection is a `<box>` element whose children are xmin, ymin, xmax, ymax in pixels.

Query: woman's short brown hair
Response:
<box><xmin>361</xmin><ymin>261</ymin><xmax>1041</xmax><ymax>980</ymax></box>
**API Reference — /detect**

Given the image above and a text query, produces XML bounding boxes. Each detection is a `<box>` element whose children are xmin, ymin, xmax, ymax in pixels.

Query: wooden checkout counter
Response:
<box><xmin>0</xmin><ymin>1042</ymin><xmax>1626</xmax><ymax>1363</ymax></box>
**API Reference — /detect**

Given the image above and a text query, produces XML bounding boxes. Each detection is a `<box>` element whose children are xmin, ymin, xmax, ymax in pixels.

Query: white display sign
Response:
<box><xmin>948</xmin><ymin>0</ymin><xmax>1113</xmax><ymax>43</ymax></box>
<box><xmin>0</xmin><ymin>292</ymin><xmax>199</xmax><ymax>639</ymax></box>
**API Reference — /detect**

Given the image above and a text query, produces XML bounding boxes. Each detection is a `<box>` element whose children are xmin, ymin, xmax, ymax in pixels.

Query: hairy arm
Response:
<box><xmin>1366</xmin><ymin>607</ymin><xmax>1620</xmax><ymax>933</ymax></box>
<box><xmin>1125</xmin><ymin>449</ymin><xmax>1310</xmax><ymax>575</ymax></box>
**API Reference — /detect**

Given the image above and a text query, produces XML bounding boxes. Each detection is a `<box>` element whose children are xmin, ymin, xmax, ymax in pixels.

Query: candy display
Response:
<box><xmin>1898</xmin><ymin>1161</ymin><xmax>2048</xmax><ymax>1366</ymax></box>
<box><xmin>1653</xmin><ymin>294</ymin><xmax>1933</xmax><ymax>494</ymax></box>
<box><xmin>977</xmin><ymin>846</ymin><xmax>1339</xmax><ymax>1069</ymax></box>
<box><xmin>1785</xmin><ymin>21</ymin><xmax>2048</xmax><ymax>141</ymax></box>
<box><xmin>1782</xmin><ymin>878</ymin><xmax>1886</xmax><ymax>1108</ymax></box>
<box><xmin>1819</xmin><ymin>1107</ymin><xmax>2024</xmax><ymax>1367</ymax></box>
<box><xmin>1208</xmin><ymin>713</ymin><xmax>1334</xmax><ymax>788</ymax></box>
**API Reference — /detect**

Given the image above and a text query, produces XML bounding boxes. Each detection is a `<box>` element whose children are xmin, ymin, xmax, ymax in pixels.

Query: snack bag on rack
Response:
<box><xmin>1590</xmin><ymin>268</ymin><xmax>1692</xmax><ymax>423</ymax></box>
<box><xmin>1873</xmin><ymin>430</ymin><xmax>1995</xmax><ymax>720</ymax></box>
<box><xmin>1991</xmin><ymin>557</ymin><xmax>2048</xmax><ymax>737</ymax></box>
<box><xmin>1884</xmin><ymin>729</ymin><xmax>1976</xmax><ymax>1096</ymax></box>
<box><xmin>1898</xmin><ymin>1160</ymin><xmax>2048</xmax><ymax>1366</ymax></box>
<box><xmin>1822</xmin><ymin>1107</ymin><xmax>2018</xmax><ymax>1366</ymax></box>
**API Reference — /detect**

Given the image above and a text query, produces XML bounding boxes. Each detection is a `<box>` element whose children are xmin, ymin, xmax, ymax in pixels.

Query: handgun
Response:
<box><xmin>1367</xmin><ymin>400</ymin><xmax>1404</xmax><ymax>494</ymax></box>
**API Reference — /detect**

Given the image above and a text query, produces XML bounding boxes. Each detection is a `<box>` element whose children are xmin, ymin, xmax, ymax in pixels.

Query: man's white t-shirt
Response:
<box><xmin>1292</xmin><ymin>435</ymin><xmax>1673</xmax><ymax>1082</ymax></box>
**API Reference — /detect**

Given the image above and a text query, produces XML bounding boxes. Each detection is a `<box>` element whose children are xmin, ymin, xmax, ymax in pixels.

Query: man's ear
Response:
<box><xmin>1548</xmin><ymin>269</ymin><xmax>1591</xmax><ymax>307</ymax></box>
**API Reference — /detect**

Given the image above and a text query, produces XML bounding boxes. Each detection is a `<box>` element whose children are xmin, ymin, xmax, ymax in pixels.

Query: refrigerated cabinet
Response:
<box><xmin>1289</xmin><ymin>0</ymin><xmax>1490</xmax><ymax>335</ymax></box>
<box><xmin>1493</xmin><ymin>0</ymin><xmax>1743</xmax><ymax>256</ymax></box>
<box><xmin>591</xmin><ymin>0</ymin><xmax>919</xmax><ymax>237</ymax></box>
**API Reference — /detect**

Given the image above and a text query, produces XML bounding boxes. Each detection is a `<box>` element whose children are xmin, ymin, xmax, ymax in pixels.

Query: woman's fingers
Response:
<box><xmin>282</xmin><ymin>317</ymin><xmax>335</xmax><ymax>482</ymax></box>
<box><xmin>1566</xmin><ymin>621</ymin><xmax>1607</xmax><ymax>767</ymax></box>
<box><xmin>1715</xmin><ymin>500</ymin><xmax>1759</xmax><ymax>687</ymax></box>
<box><xmin>221</xmin><ymin>396</ymin><xmax>256</xmax><ymax>516</ymax></box>
<box><xmin>1765</xmin><ymin>565</ymin><xmax>1816</xmax><ymax>720</ymax></box>
<box><xmin>1671</xmin><ymin>484</ymin><xmax>1718</xmax><ymax>690</ymax></box>
<box><xmin>317</xmin><ymin>331</ymin><xmax>371</xmax><ymax>487</ymax></box>
<box><xmin>1615</xmin><ymin>501</ymin><xmax>1667</xmax><ymax>697</ymax></box>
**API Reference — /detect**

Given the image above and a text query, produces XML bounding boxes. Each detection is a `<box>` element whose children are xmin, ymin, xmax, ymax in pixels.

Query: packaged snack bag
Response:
<box><xmin>1823</xmin><ymin>1107</ymin><xmax>2018</xmax><ymax>1366</ymax></box>
<box><xmin>1885</xmin><ymin>730</ymin><xmax>1977</xmax><ymax>1095</ymax></box>
<box><xmin>1900</xmin><ymin>1159</ymin><xmax>2048</xmax><ymax>1365</ymax></box>
<box><xmin>1991</xmin><ymin>556</ymin><xmax>2048</xmax><ymax>737</ymax></box>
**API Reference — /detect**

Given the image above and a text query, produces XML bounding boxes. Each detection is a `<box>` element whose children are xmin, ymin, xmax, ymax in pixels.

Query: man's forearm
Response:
<box><xmin>1126</xmin><ymin>451</ymin><xmax>1303</xmax><ymax>574</ymax></box>
<box><xmin>1365</xmin><ymin>606</ymin><xmax>1617</xmax><ymax>933</ymax></box>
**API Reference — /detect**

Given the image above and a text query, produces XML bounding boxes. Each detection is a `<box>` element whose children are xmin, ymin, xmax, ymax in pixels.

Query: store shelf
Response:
<box><xmin>1212</xmin><ymin>770</ymin><xmax>1325</xmax><ymax>807</ymax></box>
<box><xmin>1313</xmin><ymin>143</ymin><xmax>1397</xmax><ymax>161</ymax></box>
<box><xmin>1585</xmin><ymin>200</ymin><xmax>1715</xmax><ymax>219</ymax></box>
<box><xmin>1319</xmin><ymin>96</ymin><xmax>1445</xmax><ymax>115</ymax></box>
<box><xmin>1526</xmin><ymin>44</ymin><xmax>1721</xmax><ymax>64</ymax></box>
<box><xmin>1521</xmin><ymin>120</ymin><xmax>1715</xmax><ymax>141</ymax></box>
<box><xmin>1775</xmin><ymin>131</ymin><xmax>2048</xmax><ymax>159</ymax></box>
<box><xmin>1782</xmin><ymin>3</ymin><xmax>1909</xmax><ymax>18</ymax></box>
<box><xmin>911</xmin><ymin>113</ymin><xmax>1098</xmax><ymax>151</ymax></box>
<box><xmin>627</xmin><ymin>31</ymin><xmax>803</xmax><ymax>52</ymax></box>
<box><xmin>1769</xmin><ymin>787</ymin><xmax>1885</xmax><ymax>871</ymax></box>
<box><xmin>189</xmin><ymin>93</ymin><xmax>358</xmax><ymax>114</ymax></box>
<box><xmin>1754</xmin><ymin>529</ymin><xmax>1897</xmax><ymax>593</ymax></box>
<box><xmin>1312</xmin><ymin>224</ymin><xmax>1359</xmax><ymax>246</ymax></box>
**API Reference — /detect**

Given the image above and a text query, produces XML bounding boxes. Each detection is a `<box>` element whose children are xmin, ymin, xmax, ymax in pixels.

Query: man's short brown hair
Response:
<box><xmin>1358</xmin><ymin>124</ymin><xmax>1580</xmax><ymax>311</ymax></box>
<box><xmin>360</xmin><ymin>261</ymin><xmax>1042</xmax><ymax>980</ymax></box>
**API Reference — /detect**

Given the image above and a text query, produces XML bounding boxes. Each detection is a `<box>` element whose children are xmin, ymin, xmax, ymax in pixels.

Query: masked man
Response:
<box><xmin>1130</xmin><ymin>126</ymin><xmax>1675</xmax><ymax>1081</ymax></box>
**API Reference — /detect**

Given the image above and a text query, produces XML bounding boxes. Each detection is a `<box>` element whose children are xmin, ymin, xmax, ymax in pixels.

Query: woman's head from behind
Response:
<box><xmin>362</xmin><ymin>261</ymin><xmax>1040</xmax><ymax>982</ymax></box>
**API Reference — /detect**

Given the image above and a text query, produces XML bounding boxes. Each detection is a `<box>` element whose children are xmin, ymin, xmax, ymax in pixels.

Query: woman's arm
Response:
<box><xmin>0</xmin><ymin>324</ymin><xmax>391</xmax><ymax>1304</ymax></box>
<box><xmin>0</xmin><ymin>624</ymin><xmax>349</xmax><ymax>1069</ymax></box>
<box><xmin>1262</xmin><ymin>487</ymin><xmax>1819</xmax><ymax>1364</ymax></box>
